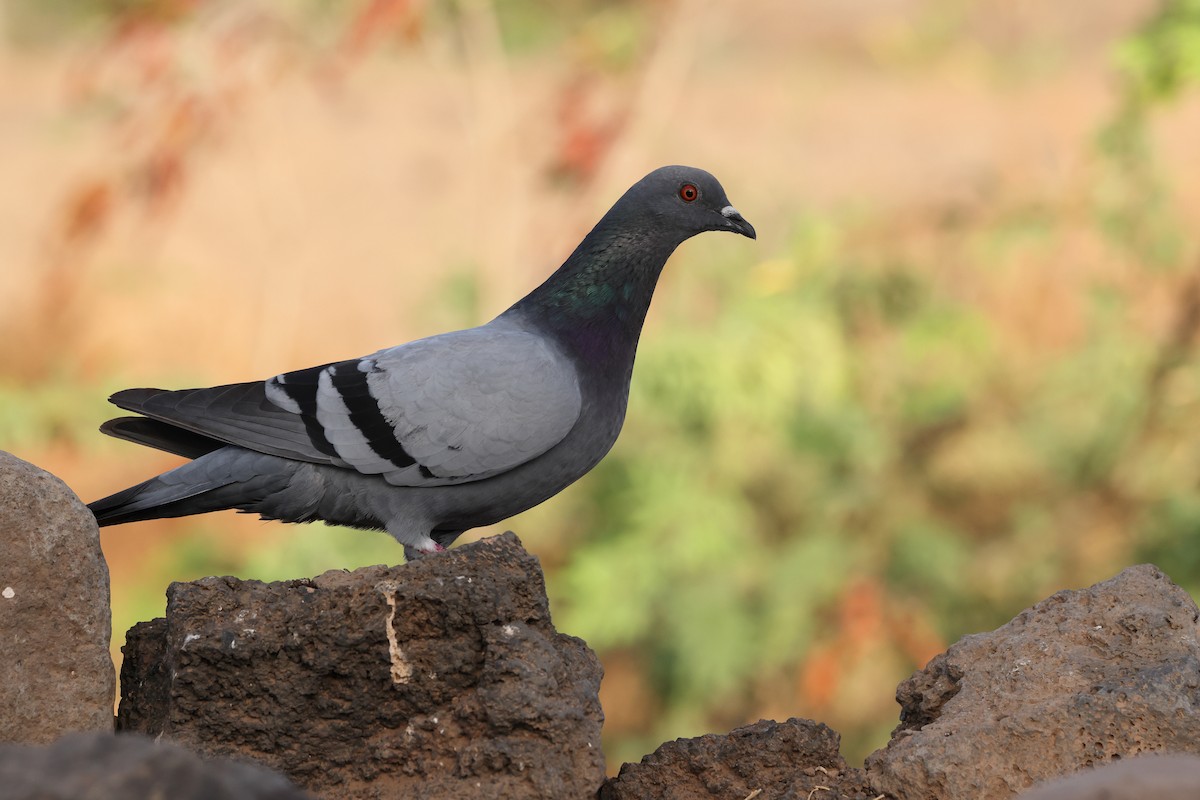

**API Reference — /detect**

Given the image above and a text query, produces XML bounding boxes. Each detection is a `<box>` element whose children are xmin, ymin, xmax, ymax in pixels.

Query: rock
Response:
<box><xmin>0</xmin><ymin>731</ymin><xmax>311</xmax><ymax>799</ymax></box>
<box><xmin>864</xmin><ymin>564</ymin><xmax>1200</xmax><ymax>800</ymax></box>
<box><xmin>116</xmin><ymin>532</ymin><xmax>605</xmax><ymax>800</ymax></box>
<box><xmin>1015</xmin><ymin>753</ymin><xmax>1200</xmax><ymax>800</ymax></box>
<box><xmin>0</xmin><ymin>451</ymin><xmax>115</xmax><ymax>743</ymax></box>
<box><xmin>599</xmin><ymin>717</ymin><xmax>879</xmax><ymax>800</ymax></box>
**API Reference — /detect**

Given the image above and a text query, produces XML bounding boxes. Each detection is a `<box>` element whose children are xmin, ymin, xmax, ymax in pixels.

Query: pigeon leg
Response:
<box><xmin>402</xmin><ymin>541</ymin><xmax>445</xmax><ymax>563</ymax></box>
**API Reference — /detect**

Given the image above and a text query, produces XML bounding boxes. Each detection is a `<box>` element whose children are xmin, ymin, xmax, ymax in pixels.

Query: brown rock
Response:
<box><xmin>599</xmin><ymin>717</ymin><xmax>880</xmax><ymax>800</ymax></box>
<box><xmin>0</xmin><ymin>451</ymin><xmax>115</xmax><ymax>743</ymax></box>
<box><xmin>0</xmin><ymin>731</ymin><xmax>311</xmax><ymax>799</ymax></box>
<box><xmin>864</xmin><ymin>564</ymin><xmax>1200</xmax><ymax>800</ymax></box>
<box><xmin>1016</xmin><ymin>753</ymin><xmax>1200</xmax><ymax>800</ymax></box>
<box><xmin>116</xmin><ymin>532</ymin><xmax>605</xmax><ymax>800</ymax></box>
<box><xmin>1017</xmin><ymin>753</ymin><xmax>1200</xmax><ymax>796</ymax></box>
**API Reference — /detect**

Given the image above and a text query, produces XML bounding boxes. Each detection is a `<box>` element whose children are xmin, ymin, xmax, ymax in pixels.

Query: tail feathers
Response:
<box><xmin>100</xmin><ymin>416</ymin><xmax>225</xmax><ymax>460</ymax></box>
<box><xmin>89</xmin><ymin>448</ymin><xmax>303</xmax><ymax>527</ymax></box>
<box><xmin>89</xmin><ymin>476</ymin><xmax>238</xmax><ymax>527</ymax></box>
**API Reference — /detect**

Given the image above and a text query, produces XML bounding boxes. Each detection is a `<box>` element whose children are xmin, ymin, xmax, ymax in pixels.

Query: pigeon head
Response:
<box><xmin>511</xmin><ymin>165</ymin><xmax>755</xmax><ymax>356</ymax></box>
<box><xmin>620</xmin><ymin>165</ymin><xmax>756</xmax><ymax>242</ymax></box>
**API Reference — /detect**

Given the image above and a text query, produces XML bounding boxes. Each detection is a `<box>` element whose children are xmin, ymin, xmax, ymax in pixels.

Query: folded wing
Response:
<box><xmin>105</xmin><ymin>325</ymin><xmax>583</xmax><ymax>487</ymax></box>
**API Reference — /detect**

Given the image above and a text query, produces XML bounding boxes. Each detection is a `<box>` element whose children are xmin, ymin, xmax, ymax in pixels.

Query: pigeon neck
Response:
<box><xmin>510</xmin><ymin>221</ymin><xmax>682</xmax><ymax>369</ymax></box>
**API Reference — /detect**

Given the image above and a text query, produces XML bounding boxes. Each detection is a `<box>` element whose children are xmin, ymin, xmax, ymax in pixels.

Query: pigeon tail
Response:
<box><xmin>88</xmin><ymin>447</ymin><xmax>296</xmax><ymax>527</ymax></box>
<box><xmin>100</xmin><ymin>416</ymin><xmax>226</xmax><ymax>460</ymax></box>
<box><xmin>90</xmin><ymin>475</ymin><xmax>238</xmax><ymax>526</ymax></box>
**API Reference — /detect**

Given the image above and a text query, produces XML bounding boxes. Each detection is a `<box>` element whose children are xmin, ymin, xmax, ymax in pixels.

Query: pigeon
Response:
<box><xmin>89</xmin><ymin>165</ymin><xmax>756</xmax><ymax>559</ymax></box>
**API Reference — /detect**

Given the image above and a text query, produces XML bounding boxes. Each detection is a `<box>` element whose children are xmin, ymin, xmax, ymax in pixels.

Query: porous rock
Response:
<box><xmin>0</xmin><ymin>450</ymin><xmax>115</xmax><ymax>743</ymax></box>
<box><xmin>599</xmin><ymin>717</ymin><xmax>879</xmax><ymax>800</ymax></box>
<box><xmin>864</xmin><ymin>564</ymin><xmax>1200</xmax><ymax>800</ymax></box>
<box><xmin>116</xmin><ymin>532</ymin><xmax>605</xmax><ymax>800</ymax></box>
<box><xmin>1016</xmin><ymin>753</ymin><xmax>1200</xmax><ymax>800</ymax></box>
<box><xmin>0</xmin><ymin>730</ymin><xmax>310</xmax><ymax>799</ymax></box>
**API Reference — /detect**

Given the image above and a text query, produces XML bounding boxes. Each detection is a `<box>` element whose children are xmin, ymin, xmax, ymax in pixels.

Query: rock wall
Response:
<box><xmin>0</xmin><ymin>731</ymin><xmax>312</xmax><ymax>800</ymax></box>
<box><xmin>864</xmin><ymin>564</ymin><xmax>1200</xmax><ymax>799</ymax></box>
<box><xmin>1017</xmin><ymin>753</ymin><xmax>1200</xmax><ymax>800</ymax></box>
<box><xmin>5</xmin><ymin>452</ymin><xmax>1200</xmax><ymax>800</ymax></box>
<box><xmin>0</xmin><ymin>451</ymin><xmax>115</xmax><ymax>743</ymax></box>
<box><xmin>600</xmin><ymin>717</ymin><xmax>876</xmax><ymax>800</ymax></box>
<box><xmin>116</xmin><ymin>533</ymin><xmax>606</xmax><ymax>800</ymax></box>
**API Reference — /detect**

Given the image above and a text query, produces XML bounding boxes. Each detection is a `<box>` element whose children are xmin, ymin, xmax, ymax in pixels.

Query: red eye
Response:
<box><xmin>679</xmin><ymin>183</ymin><xmax>699</xmax><ymax>202</ymax></box>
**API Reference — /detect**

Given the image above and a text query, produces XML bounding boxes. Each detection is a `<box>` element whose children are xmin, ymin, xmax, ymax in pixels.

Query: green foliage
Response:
<box><xmin>0</xmin><ymin>376</ymin><xmax>111</xmax><ymax>451</ymax></box>
<box><xmin>1097</xmin><ymin>0</ymin><xmax>1200</xmax><ymax>265</ymax></box>
<box><xmin>1114</xmin><ymin>0</ymin><xmax>1200</xmax><ymax>104</ymax></box>
<box><xmin>543</xmin><ymin>166</ymin><xmax>1199</xmax><ymax>764</ymax></box>
<box><xmin>493</xmin><ymin>0</ymin><xmax>647</xmax><ymax>66</ymax></box>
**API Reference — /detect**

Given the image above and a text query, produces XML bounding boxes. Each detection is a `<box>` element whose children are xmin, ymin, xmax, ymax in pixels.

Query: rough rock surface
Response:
<box><xmin>0</xmin><ymin>450</ymin><xmax>115</xmax><ymax>743</ymax></box>
<box><xmin>864</xmin><ymin>564</ymin><xmax>1200</xmax><ymax>800</ymax></box>
<box><xmin>1015</xmin><ymin>753</ymin><xmax>1200</xmax><ymax>800</ymax></box>
<box><xmin>116</xmin><ymin>532</ymin><xmax>605</xmax><ymax>800</ymax></box>
<box><xmin>0</xmin><ymin>731</ymin><xmax>311</xmax><ymax>799</ymax></box>
<box><xmin>599</xmin><ymin>717</ymin><xmax>879</xmax><ymax>800</ymax></box>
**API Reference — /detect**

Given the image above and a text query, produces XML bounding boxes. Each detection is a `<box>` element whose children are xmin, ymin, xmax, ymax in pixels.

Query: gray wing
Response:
<box><xmin>107</xmin><ymin>378</ymin><xmax>342</xmax><ymax>465</ymax></box>
<box><xmin>337</xmin><ymin>326</ymin><xmax>582</xmax><ymax>485</ymax></box>
<box><xmin>107</xmin><ymin>325</ymin><xmax>583</xmax><ymax>488</ymax></box>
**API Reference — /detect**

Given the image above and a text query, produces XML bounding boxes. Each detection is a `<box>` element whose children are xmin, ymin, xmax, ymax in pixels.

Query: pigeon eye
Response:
<box><xmin>679</xmin><ymin>183</ymin><xmax>699</xmax><ymax>202</ymax></box>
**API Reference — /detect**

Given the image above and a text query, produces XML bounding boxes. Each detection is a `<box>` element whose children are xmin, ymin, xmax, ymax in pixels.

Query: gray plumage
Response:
<box><xmin>89</xmin><ymin>165</ymin><xmax>756</xmax><ymax>558</ymax></box>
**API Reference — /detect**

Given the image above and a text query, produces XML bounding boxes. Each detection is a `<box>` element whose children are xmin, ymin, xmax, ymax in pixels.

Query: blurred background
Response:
<box><xmin>3</xmin><ymin>0</ymin><xmax>1200</xmax><ymax>770</ymax></box>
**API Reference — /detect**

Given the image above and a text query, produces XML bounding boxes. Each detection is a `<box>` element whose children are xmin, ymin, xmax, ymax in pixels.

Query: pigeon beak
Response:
<box><xmin>720</xmin><ymin>205</ymin><xmax>756</xmax><ymax>240</ymax></box>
